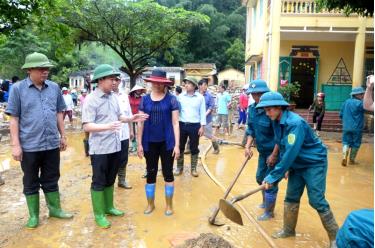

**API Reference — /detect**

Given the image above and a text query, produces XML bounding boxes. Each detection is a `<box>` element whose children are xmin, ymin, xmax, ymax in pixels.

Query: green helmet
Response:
<box><xmin>21</xmin><ymin>52</ymin><xmax>54</xmax><ymax>69</ymax></box>
<box><xmin>92</xmin><ymin>64</ymin><xmax>120</xmax><ymax>82</ymax></box>
<box><xmin>183</xmin><ymin>76</ymin><xmax>198</xmax><ymax>86</ymax></box>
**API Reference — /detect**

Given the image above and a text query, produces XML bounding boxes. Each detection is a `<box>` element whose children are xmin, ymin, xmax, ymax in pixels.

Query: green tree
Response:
<box><xmin>62</xmin><ymin>0</ymin><xmax>209</xmax><ymax>87</ymax></box>
<box><xmin>0</xmin><ymin>29</ymin><xmax>50</xmax><ymax>78</ymax></box>
<box><xmin>316</xmin><ymin>0</ymin><xmax>373</xmax><ymax>16</ymax></box>
<box><xmin>0</xmin><ymin>0</ymin><xmax>53</xmax><ymax>34</ymax></box>
<box><xmin>225</xmin><ymin>38</ymin><xmax>245</xmax><ymax>71</ymax></box>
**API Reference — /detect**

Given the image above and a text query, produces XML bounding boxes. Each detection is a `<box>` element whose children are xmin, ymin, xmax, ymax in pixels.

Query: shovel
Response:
<box><xmin>208</xmin><ymin>152</ymin><xmax>253</xmax><ymax>226</ymax></box>
<box><xmin>219</xmin><ymin>185</ymin><xmax>265</xmax><ymax>225</ymax></box>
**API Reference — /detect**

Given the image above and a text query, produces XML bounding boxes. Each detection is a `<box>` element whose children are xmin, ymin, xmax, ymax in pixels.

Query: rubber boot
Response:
<box><xmin>118</xmin><ymin>167</ymin><xmax>132</xmax><ymax>189</ymax></box>
<box><xmin>0</xmin><ymin>173</ymin><xmax>4</xmax><ymax>186</ymax></box>
<box><xmin>258</xmin><ymin>190</ymin><xmax>265</xmax><ymax>209</ymax></box>
<box><xmin>212</xmin><ymin>141</ymin><xmax>220</xmax><ymax>154</ymax></box>
<box><xmin>83</xmin><ymin>139</ymin><xmax>89</xmax><ymax>157</ymax></box>
<box><xmin>165</xmin><ymin>184</ymin><xmax>174</xmax><ymax>216</ymax></box>
<box><xmin>44</xmin><ymin>191</ymin><xmax>73</xmax><ymax>219</ymax></box>
<box><xmin>174</xmin><ymin>157</ymin><xmax>184</xmax><ymax>176</ymax></box>
<box><xmin>91</xmin><ymin>190</ymin><xmax>111</xmax><ymax>228</ymax></box>
<box><xmin>258</xmin><ymin>192</ymin><xmax>277</xmax><ymax>221</ymax></box>
<box><xmin>341</xmin><ymin>145</ymin><xmax>349</xmax><ymax>167</ymax></box>
<box><xmin>272</xmin><ymin>202</ymin><xmax>299</xmax><ymax>239</ymax></box>
<box><xmin>319</xmin><ymin>209</ymin><xmax>339</xmax><ymax>248</ymax></box>
<box><xmin>130</xmin><ymin>139</ymin><xmax>137</xmax><ymax>153</ymax></box>
<box><xmin>103</xmin><ymin>185</ymin><xmax>124</xmax><ymax>216</ymax></box>
<box><xmin>349</xmin><ymin>147</ymin><xmax>359</xmax><ymax>164</ymax></box>
<box><xmin>144</xmin><ymin>184</ymin><xmax>155</xmax><ymax>214</ymax></box>
<box><xmin>25</xmin><ymin>194</ymin><xmax>39</xmax><ymax>229</ymax></box>
<box><xmin>191</xmin><ymin>154</ymin><xmax>199</xmax><ymax>177</ymax></box>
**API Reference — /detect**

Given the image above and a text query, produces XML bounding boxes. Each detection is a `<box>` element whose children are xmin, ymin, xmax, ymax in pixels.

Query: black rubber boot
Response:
<box><xmin>272</xmin><ymin>202</ymin><xmax>299</xmax><ymax>239</ymax></box>
<box><xmin>319</xmin><ymin>209</ymin><xmax>339</xmax><ymax>248</ymax></box>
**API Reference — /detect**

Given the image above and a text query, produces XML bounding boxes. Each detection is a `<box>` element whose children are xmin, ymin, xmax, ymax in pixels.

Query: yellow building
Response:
<box><xmin>217</xmin><ymin>68</ymin><xmax>246</xmax><ymax>89</ymax></box>
<box><xmin>183</xmin><ymin>63</ymin><xmax>217</xmax><ymax>85</ymax></box>
<box><xmin>243</xmin><ymin>0</ymin><xmax>374</xmax><ymax>109</ymax></box>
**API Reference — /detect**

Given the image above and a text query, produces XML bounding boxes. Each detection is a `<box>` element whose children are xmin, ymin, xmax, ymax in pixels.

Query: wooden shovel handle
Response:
<box><xmin>232</xmin><ymin>185</ymin><xmax>266</xmax><ymax>204</ymax></box>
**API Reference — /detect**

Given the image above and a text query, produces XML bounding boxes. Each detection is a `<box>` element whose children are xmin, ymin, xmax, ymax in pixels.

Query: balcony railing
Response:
<box><xmin>281</xmin><ymin>0</ymin><xmax>343</xmax><ymax>15</ymax></box>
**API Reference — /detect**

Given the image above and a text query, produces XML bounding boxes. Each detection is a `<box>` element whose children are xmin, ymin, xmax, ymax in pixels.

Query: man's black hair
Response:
<box><xmin>11</xmin><ymin>76</ymin><xmax>19</xmax><ymax>83</ymax></box>
<box><xmin>198</xmin><ymin>79</ymin><xmax>208</xmax><ymax>86</ymax></box>
<box><xmin>176</xmin><ymin>86</ymin><xmax>182</xmax><ymax>94</ymax></box>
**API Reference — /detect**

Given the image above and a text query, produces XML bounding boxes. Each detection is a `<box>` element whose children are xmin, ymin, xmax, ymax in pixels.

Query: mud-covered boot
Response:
<box><xmin>272</xmin><ymin>202</ymin><xmax>299</xmax><ymax>239</ymax></box>
<box><xmin>104</xmin><ymin>185</ymin><xmax>124</xmax><ymax>216</ymax></box>
<box><xmin>258</xmin><ymin>192</ymin><xmax>276</xmax><ymax>221</ymax></box>
<box><xmin>118</xmin><ymin>167</ymin><xmax>132</xmax><ymax>189</ymax></box>
<box><xmin>44</xmin><ymin>191</ymin><xmax>73</xmax><ymax>219</ymax></box>
<box><xmin>191</xmin><ymin>154</ymin><xmax>199</xmax><ymax>177</ymax></box>
<box><xmin>212</xmin><ymin>141</ymin><xmax>220</xmax><ymax>154</ymax></box>
<box><xmin>91</xmin><ymin>189</ymin><xmax>111</xmax><ymax>228</ymax></box>
<box><xmin>258</xmin><ymin>190</ymin><xmax>265</xmax><ymax>209</ymax></box>
<box><xmin>165</xmin><ymin>184</ymin><xmax>174</xmax><ymax>216</ymax></box>
<box><xmin>144</xmin><ymin>184</ymin><xmax>155</xmax><ymax>214</ymax></box>
<box><xmin>83</xmin><ymin>138</ymin><xmax>89</xmax><ymax>157</ymax></box>
<box><xmin>319</xmin><ymin>209</ymin><xmax>339</xmax><ymax>248</ymax></box>
<box><xmin>349</xmin><ymin>147</ymin><xmax>359</xmax><ymax>164</ymax></box>
<box><xmin>25</xmin><ymin>194</ymin><xmax>39</xmax><ymax>229</ymax></box>
<box><xmin>0</xmin><ymin>173</ymin><xmax>4</xmax><ymax>186</ymax></box>
<box><xmin>174</xmin><ymin>157</ymin><xmax>184</xmax><ymax>176</ymax></box>
<box><xmin>341</xmin><ymin>145</ymin><xmax>349</xmax><ymax>166</ymax></box>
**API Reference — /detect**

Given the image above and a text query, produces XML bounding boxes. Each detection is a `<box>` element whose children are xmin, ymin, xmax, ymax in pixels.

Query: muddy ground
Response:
<box><xmin>0</xmin><ymin>128</ymin><xmax>373</xmax><ymax>248</ymax></box>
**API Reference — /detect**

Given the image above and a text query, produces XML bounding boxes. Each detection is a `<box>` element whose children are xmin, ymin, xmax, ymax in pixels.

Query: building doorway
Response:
<box><xmin>291</xmin><ymin>58</ymin><xmax>316</xmax><ymax>108</ymax></box>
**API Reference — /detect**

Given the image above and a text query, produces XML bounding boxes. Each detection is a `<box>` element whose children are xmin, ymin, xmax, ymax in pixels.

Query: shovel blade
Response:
<box><xmin>219</xmin><ymin>199</ymin><xmax>243</xmax><ymax>226</ymax></box>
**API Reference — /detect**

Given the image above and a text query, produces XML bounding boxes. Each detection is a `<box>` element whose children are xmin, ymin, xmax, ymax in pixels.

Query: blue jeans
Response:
<box><xmin>238</xmin><ymin>108</ymin><xmax>247</xmax><ymax>125</ymax></box>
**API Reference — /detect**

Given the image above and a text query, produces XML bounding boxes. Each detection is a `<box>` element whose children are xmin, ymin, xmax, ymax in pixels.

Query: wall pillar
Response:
<box><xmin>352</xmin><ymin>18</ymin><xmax>366</xmax><ymax>87</ymax></box>
<box><xmin>268</xmin><ymin>0</ymin><xmax>281</xmax><ymax>91</ymax></box>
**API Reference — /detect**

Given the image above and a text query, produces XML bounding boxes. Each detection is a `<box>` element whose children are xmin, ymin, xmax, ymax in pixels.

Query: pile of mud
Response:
<box><xmin>177</xmin><ymin>233</ymin><xmax>234</xmax><ymax>248</ymax></box>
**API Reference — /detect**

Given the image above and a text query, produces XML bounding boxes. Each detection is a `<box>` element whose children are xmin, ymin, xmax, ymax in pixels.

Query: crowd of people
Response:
<box><xmin>1</xmin><ymin>51</ymin><xmax>373</xmax><ymax>247</ymax></box>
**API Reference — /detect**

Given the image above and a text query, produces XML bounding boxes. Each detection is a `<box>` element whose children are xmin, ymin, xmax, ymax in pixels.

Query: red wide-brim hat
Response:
<box><xmin>144</xmin><ymin>69</ymin><xmax>174</xmax><ymax>86</ymax></box>
<box><xmin>144</xmin><ymin>76</ymin><xmax>173</xmax><ymax>85</ymax></box>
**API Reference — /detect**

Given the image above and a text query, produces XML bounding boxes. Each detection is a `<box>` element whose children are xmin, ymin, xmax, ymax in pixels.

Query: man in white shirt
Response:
<box><xmin>62</xmin><ymin>87</ymin><xmax>74</xmax><ymax>126</ymax></box>
<box><xmin>113</xmin><ymin>76</ymin><xmax>133</xmax><ymax>189</ymax></box>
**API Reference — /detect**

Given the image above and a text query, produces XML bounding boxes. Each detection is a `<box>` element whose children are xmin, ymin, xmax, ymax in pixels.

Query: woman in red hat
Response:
<box><xmin>309</xmin><ymin>92</ymin><xmax>325</xmax><ymax>136</ymax></box>
<box><xmin>137</xmin><ymin>69</ymin><xmax>180</xmax><ymax>216</ymax></box>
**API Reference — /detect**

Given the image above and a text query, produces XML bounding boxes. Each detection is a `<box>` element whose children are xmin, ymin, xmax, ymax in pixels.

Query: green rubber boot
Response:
<box><xmin>25</xmin><ymin>194</ymin><xmax>40</xmax><ymax>229</ymax></box>
<box><xmin>319</xmin><ymin>209</ymin><xmax>339</xmax><ymax>248</ymax></box>
<box><xmin>103</xmin><ymin>185</ymin><xmax>124</xmax><ymax>216</ymax></box>
<box><xmin>272</xmin><ymin>202</ymin><xmax>299</xmax><ymax>239</ymax></box>
<box><xmin>44</xmin><ymin>191</ymin><xmax>73</xmax><ymax>219</ymax></box>
<box><xmin>349</xmin><ymin>147</ymin><xmax>359</xmax><ymax>164</ymax></box>
<box><xmin>91</xmin><ymin>190</ymin><xmax>111</xmax><ymax>228</ymax></box>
